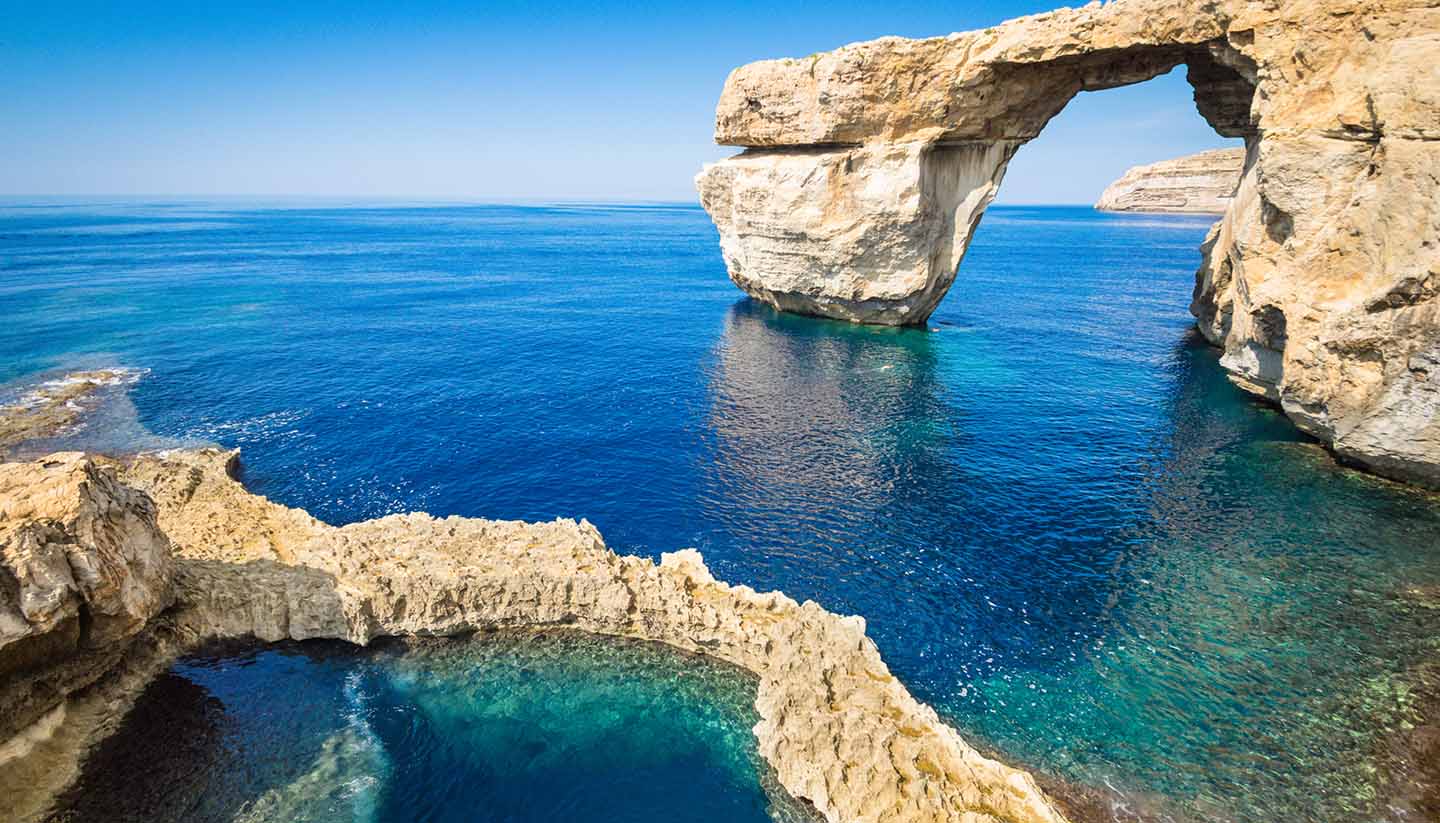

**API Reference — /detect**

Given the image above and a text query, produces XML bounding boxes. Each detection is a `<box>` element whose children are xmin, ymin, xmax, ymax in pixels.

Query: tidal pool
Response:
<box><xmin>48</xmin><ymin>632</ymin><xmax>819</xmax><ymax>823</ymax></box>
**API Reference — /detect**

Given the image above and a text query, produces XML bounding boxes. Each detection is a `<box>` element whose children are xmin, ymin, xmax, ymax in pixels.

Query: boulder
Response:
<box><xmin>0</xmin><ymin>454</ymin><xmax>174</xmax><ymax>742</ymax></box>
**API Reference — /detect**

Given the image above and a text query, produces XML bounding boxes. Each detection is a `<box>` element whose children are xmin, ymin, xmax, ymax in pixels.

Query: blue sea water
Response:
<box><xmin>48</xmin><ymin>634</ymin><xmax>814</xmax><ymax>823</ymax></box>
<box><xmin>5</xmin><ymin>200</ymin><xmax>1440</xmax><ymax>822</ymax></box>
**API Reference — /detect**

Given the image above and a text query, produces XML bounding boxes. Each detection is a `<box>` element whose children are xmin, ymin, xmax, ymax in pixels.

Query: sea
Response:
<box><xmin>4</xmin><ymin>199</ymin><xmax>1439</xmax><ymax>822</ymax></box>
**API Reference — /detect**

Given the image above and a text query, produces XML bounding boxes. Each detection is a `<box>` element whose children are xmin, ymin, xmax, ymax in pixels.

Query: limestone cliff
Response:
<box><xmin>695</xmin><ymin>0</ymin><xmax>1440</xmax><ymax>488</ymax></box>
<box><xmin>0</xmin><ymin>450</ymin><xmax>1071</xmax><ymax>823</ymax></box>
<box><xmin>1095</xmin><ymin>148</ymin><xmax>1245</xmax><ymax>213</ymax></box>
<box><xmin>0</xmin><ymin>455</ymin><xmax>174</xmax><ymax>743</ymax></box>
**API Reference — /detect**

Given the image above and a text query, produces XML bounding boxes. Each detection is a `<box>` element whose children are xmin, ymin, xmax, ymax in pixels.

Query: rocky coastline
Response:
<box><xmin>0</xmin><ymin>370</ymin><xmax>146</xmax><ymax>459</ymax></box>
<box><xmin>0</xmin><ymin>445</ymin><xmax>1071</xmax><ymax>823</ymax></box>
<box><xmin>5</xmin><ymin>0</ymin><xmax>1439</xmax><ymax>817</ymax></box>
<box><xmin>1094</xmin><ymin>148</ymin><xmax>1245</xmax><ymax>214</ymax></box>
<box><xmin>695</xmin><ymin>0</ymin><xmax>1440</xmax><ymax>489</ymax></box>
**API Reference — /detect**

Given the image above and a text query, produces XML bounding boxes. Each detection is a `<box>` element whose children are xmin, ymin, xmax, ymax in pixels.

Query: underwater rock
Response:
<box><xmin>0</xmin><ymin>370</ymin><xmax>146</xmax><ymax>456</ymax></box>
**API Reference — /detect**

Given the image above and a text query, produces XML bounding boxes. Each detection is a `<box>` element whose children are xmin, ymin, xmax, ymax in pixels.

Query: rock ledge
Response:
<box><xmin>1</xmin><ymin>450</ymin><xmax>1070</xmax><ymax>823</ymax></box>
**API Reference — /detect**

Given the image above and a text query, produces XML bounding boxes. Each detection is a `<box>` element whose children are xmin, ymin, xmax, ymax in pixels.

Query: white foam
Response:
<box><xmin>4</xmin><ymin>367</ymin><xmax>149</xmax><ymax>414</ymax></box>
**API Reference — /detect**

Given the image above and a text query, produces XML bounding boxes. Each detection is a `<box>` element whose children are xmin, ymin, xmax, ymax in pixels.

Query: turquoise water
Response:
<box><xmin>4</xmin><ymin>200</ymin><xmax>1440</xmax><ymax>821</ymax></box>
<box><xmin>50</xmin><ymin>633</ymin><xmax>816</xmax><ymax>823</ymax></box>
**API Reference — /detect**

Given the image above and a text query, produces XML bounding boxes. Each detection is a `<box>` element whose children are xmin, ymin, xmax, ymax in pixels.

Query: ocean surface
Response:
<box><xmin>5</xmin><ymin>200</ymin><xmax>1440</xmax><ymax>822</ymax></box>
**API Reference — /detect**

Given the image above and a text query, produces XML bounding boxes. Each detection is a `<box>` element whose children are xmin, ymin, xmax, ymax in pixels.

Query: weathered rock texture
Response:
<box><xmin>699</xmin><ymin>142</ymin><xmax>1016</xmax><ymax>325</ymax></box>
<box><xmin>1</xmin><ymin>450</ymin><xmax>1070</xmax><ymax>823</ymax></box>
<box><xmin>1095</xmin><ymin>147</ymin><xmax>1246</xmax><ymax>213</ymax></box>
<box><xmin>0</xmin><ymin>455</ymin><xmax>174</xmax><ymax>743</ymax></box>
<box><xmin>696</xmin><ymin>0</ymin><xmax>1440</xmax><ymax>487</ymax></box>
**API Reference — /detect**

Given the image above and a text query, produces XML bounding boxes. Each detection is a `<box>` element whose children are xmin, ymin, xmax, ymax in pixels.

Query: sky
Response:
<box><xmin>1</xmin><ymin>0</ymin><xmax>1239</xmax><ymax>203</ymax></box>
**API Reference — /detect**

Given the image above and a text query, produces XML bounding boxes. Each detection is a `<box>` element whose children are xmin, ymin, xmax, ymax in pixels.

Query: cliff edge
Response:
<box><xmin>1095</xmin><ymin>148</ymin><xmax>1245</xmax><ymax>213</ymax></box>
<box><xmin>0</xmin><ymin>450</ymin><xmax>1071</xmax><ymax>823</ymax></box>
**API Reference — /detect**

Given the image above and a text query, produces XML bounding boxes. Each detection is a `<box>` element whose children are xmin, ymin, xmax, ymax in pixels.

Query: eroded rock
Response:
<box><xmin>1095</xmin><ymin>148</ymin><xmax>1246</xmax><ymax>213</ymax></box>
<box><xmin>697</xmin><ymin>142</ymin><xmax>1016</xmax><ymax>325</ymax></box>
<box><xmin>0</xmin><ymin>454</ymin><xmax>174</xmax><ymax>743</ymax></box>
<box><xmin>0</xmin><ymin>449</ymin><xmax>1071</xmax><ymax>823</ymax></box>
<box><xmin>695</xmin><ymin>0</ymin><xmax>1440</xmax><ymax>487</ymax></box>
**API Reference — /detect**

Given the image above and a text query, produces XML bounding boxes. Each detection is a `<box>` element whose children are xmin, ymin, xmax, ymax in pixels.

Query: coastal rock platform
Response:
<box><xmin>1</xmin><ymin>450</ymin><xmax>1071</xmax><ymax>823</ymax></box>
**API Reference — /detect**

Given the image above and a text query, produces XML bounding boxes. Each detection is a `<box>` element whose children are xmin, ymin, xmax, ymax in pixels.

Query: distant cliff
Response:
<box><xmin>1095</xmin><ymin>148</ymin><xmax>1246</xmax><ymax>213</ymax></box>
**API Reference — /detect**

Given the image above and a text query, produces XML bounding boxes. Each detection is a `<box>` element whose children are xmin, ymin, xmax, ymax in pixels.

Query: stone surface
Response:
<box><xmin>696</xmin><ymin>0</ymin><xmax>1440</xmax><ymax>487</ymax></box>
<box><xmin>697</xmin><ymin>142</ymin><xmax>1015</xmax><ymax>325</ymax></box>
<box><xmin>0</xmin><ymin>448</ymin><xmax>1071</xmax><ymax>823</ymax></box>
<box><xmin>0</xmin><ymin>454</ymin><xmax>174</xmax><ymax>743</ymax></box>
<box><xmin>1095</xmin><ymin>148</ymin><xmax>1246</xmax><ymax>213</ymax></box>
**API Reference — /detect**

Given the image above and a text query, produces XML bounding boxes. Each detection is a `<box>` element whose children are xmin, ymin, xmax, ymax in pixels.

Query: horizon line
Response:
<box><xmin>0</xmin><ymin>194</ymin><xmax>1108</xmax><ymax>207</ymax></box>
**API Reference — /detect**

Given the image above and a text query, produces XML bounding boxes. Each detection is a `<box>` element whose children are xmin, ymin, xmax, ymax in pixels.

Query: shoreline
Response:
<box><xmin>1</xmin><ymin>446</ymin><xmax>1070</xmax><ymax>823</ymax></box>
<box><xmin>4</xmin><ymin>362</ymin><xmax>1438</xmax><ymax>823</ymax></box>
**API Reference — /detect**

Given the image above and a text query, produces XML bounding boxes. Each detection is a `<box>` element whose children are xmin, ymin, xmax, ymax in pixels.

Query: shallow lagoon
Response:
<box><xmin>5</xmin><ymin>200</ymin><xmax>1440</xmax><ymax>821</ymax></box>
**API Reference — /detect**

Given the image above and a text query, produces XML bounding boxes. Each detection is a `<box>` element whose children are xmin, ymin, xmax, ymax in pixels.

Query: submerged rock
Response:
<box><xmin>1095</xmin><ymin>148</ymin><xmax>1246</xmax><ymax>213</ymax></box>
<box><xmin>695</xmin><ymin>0</ymin><xmax>1440</xmax><ymax>488</ymax></box>
<box><xmin>0</xmin><ymin>370</ymin><xmax>146</xmax><ymax>456</ymax></box>
<box><xmin>0</xmin><ymin>449</ymin><xmax>1071</xmax><ymax>823</ymax></box>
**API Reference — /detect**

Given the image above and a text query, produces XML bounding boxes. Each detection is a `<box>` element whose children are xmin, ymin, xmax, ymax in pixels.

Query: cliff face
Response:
<box><xmin>1095</xmin><ymin>148</ymin><xmax>1246</xmax><ymax>213</ymax></box>
<box><xmin>0</xmin><ymin>455</ymin><xmax>174</xmax><ymax>744</ymax></box>
<box><xmin>0</xmin><ymin>450</ymin><xmax>1071</xmax><ymax>823</ymax></box>
<box><xmin>698</xmin><ymin>142</ymin><xmax>1015</xmax><ymax>324</ymax></box>
<box><xmin>696</xmin><ymin>0</ymin><xmax>1440</xmax><ymax>488</ymax></box>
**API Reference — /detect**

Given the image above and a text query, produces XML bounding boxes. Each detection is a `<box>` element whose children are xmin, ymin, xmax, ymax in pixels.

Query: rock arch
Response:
<box><xmin>696</xmin><ymin>0</ymin><xmax>1440</xmax><ymax>487</ymax></box>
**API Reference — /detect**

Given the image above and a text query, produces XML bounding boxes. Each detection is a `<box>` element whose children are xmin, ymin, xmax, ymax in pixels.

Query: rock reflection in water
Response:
<box><xmin>702</xmin><ymin>300</ymin><xmax>1124</xmax><ymax>688</ymax></box>
<box><xmin>702</xmin><ymin>300</ymin><xmax>1440</xmax><ymax>822</ymax></box>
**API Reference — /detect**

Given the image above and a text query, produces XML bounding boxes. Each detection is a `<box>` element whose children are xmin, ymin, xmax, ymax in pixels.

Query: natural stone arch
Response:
<box><xmin>696</xmin><ymin>11</ymin><xmax>1258</xmax><ymax>328</ymax></box>
<box><xmin>696</xmin><ymin>0</ymin><xmax>1440</xmax><ymax>487</ymax></box>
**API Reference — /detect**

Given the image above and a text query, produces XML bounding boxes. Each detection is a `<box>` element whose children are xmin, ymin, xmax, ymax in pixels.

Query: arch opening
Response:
<box><xmin>697</xmin><ymin>37</ymin><xmax>1260</xmax><ymax>327</ymax></box>
<box><xmin>696</xmin><ymin>0</ymin><xmax>1440</xmax><ymax>487</ymax></box>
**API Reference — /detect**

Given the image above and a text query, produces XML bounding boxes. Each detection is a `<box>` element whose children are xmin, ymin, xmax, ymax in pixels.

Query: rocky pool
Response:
<box><xmin>47</xmin><ymin>632</ymin><xmax>817</xmax><ymax>823</ymax></box>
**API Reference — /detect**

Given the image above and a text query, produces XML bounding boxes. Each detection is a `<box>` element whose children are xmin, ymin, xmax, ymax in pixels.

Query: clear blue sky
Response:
<box><xmin>1</xmin><ymin>0</ymin><xmax>1238</xmax><ymax>203</ymax></box>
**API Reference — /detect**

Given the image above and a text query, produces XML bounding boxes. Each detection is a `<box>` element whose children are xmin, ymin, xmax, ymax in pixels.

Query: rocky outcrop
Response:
<box><xmin>0</xmin><ymin>449</ymin><xmax>1070</xmax><ymax>823</ymax></box>
<box><xmin>698</xmin><ymin>142</ymin><xmax>1015</xmax><ymax>325</ymax></box>
<box><xmin>0</xmin><ymin>455</ymin><xmax>174</xmax><ymax>743</ymax></box>
<box><xmin>0</xmin><ymin>370</ymin><xmax>145</xmax><ymax>457</ymax></box>
<box><xmin>695</xmin><ymin>0</ymin><xmax>1440</xmax><ymax>487</ymax></box>
<box><xmin>1095</xmin><ymin>148</ymin><xmax>1245</xmax><ymax>213</ymax></box>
